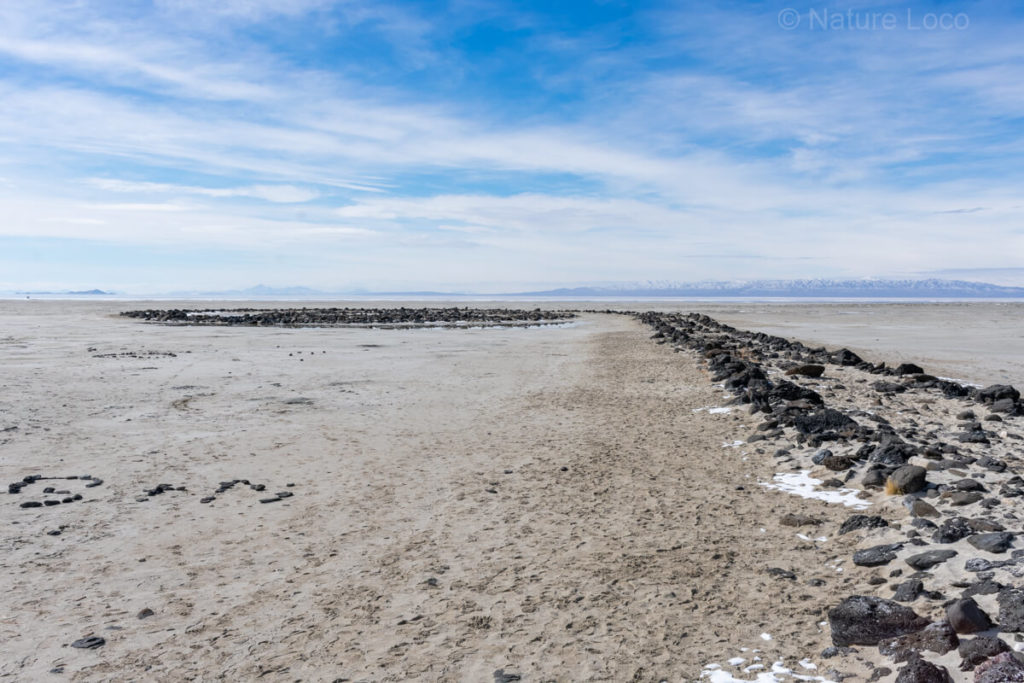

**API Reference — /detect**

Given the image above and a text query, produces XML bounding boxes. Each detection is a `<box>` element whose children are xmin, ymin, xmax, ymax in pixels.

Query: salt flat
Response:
<box><xmin>0</xmin><ymin>300</ymin><xmax>1019</xmax><ymax>681</ymax></box>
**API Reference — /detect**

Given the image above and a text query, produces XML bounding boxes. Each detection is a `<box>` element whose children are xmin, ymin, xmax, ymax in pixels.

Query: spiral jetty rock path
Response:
<box><xmin>120</xmin><ymin>306</ymin><xmax>577</xmax><ymax>328</ymax></box>
<box><xmin>636</xmin><ymin>311</ymin><xmax>1024</xmax><ymax>682</ymax></box>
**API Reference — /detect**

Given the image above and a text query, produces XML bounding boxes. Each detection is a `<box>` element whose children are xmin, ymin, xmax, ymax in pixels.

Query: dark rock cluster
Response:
<box><xmin>9</xmin><ymin>474</ymin><xmax>101</xmax><ymax>508</ymax></box>
<box><xmin>120</xmin><ymin>307</ymin><xmax>576</xmax><ymax>328</ymax></box>
<box><xmin>199</xmin><ymin>479</ymin><xmax>295</xmax><ymax>505</ymax></box>
<box><xmin>637</xmin><ymin>311</ymin><xmax>1024</xmax><ymax>679</ymax></box>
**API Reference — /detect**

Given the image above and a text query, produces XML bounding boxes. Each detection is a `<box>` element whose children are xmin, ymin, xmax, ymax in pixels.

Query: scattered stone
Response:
<box><xmin>839</xmin><ymin>515</ymin><xmax>889</xmax><ymax>535</ymax></box>
<box><xmin>493</xmin><ymin>669</ymin><xmax>522</xmax><ymax>683</ymax></box>
<box><xmin>892</xmin><ymin>579</ymin><xmax>924</xmax><ymax>603</ymax></box>
<box><xmin>906</xmin><ymin>549</ymin><xmax>958</xmax><ymax>571</ymax></box>
<box><xmin>71</xmin><ymin>636</ymin><xmax>105</xmax><ymax>649</ymax></box>
<box><xmin>780</xmin><ymin>513</ymin><xmax>822</xmax><ymax>527</ymax></box>
<box><xmin>910</xmin><ymin>499</ymin><xmax>940</xmax><ymax>518</ymax></box>
<box><xmin>934</xmin><ymin>517</ymin><xmax>973</xmax><ymax>544</ymax></box>
<box><xmin>767</xmin><ymin>567</ymin><xmax>797</xmax><ymax>580</ymax></box>
<box><xmin>854</xmin><ymin>544</ymin><xmax>903</xmax><ymax>567</ymax></box>
<box><xmin>968</xmin><ymin>532</ymin><xmax>1015</xmax><ymax>554</ymax></box>
<box><xmin>137</xmin><ymin>608</ymin><xmax>154</xmax><ymax>619</ymax></box>
<box><xmin>950</xmin><ymin>491</ymin><xmax>985</xmax><ymax>506</ymax></box>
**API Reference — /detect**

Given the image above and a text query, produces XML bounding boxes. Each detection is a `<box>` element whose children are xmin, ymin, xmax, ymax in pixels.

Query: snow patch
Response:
<box><xmin>760</xmin><ymin>470</ymin><xmax>870</xmax><ymax>510</ymax></box>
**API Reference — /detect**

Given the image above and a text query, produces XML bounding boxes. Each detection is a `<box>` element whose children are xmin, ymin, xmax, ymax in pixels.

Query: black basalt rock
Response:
<box><xmin>830</xmin><ymin>596</ymin><xmax>928</xmax><ymax>646</ymax></box>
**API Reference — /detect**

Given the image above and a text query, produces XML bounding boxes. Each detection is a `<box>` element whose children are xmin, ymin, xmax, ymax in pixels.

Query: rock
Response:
<box><xmin>873</xmin><ymin>381</ymin><xmax>907</xmax><ymax>394</ymax></box>
<box><xmin>959</xmin><ymin>636</ymin><xmax>1010</xmax><ymax>671</ymax></box>
<box><xmin>889</xmin><ymin>465</ymin><xmax>927</xmax><ymax>494</ymax></box>
<box><xmin>71</xmin><ymin>636</ymin><xmax>105</xmax><ymax>649</ymax></box>
<box><xmin>137</xmin><ymin>608</ymin><xmax>154</xmax><ymax>619</ymax></box>
<box><xmin>893</xmin><ymin>579</ymin><xmax>924</xmax><ymax>603</ymax></box>
<box><xmin>785</xmin><ymin>364</ymin><xmax>825</xmax><ymax>378</ymax></box>
<box><xmin>823</xmin><ymin>455</ymin><xmax>856</xmax><ymax>471</ymax></box>
<box><xmin>997</xmin><ymin>588</ymin><xmax>1024</xmax><ymax>632</ymax></box>
<box><xmin>863</xmin><ymin>469</ymin><xmax>888</xmax><ymax>489</ymax></box>
<box><xmin>895</xmin><ymin>652</ymin><xmax>952</xmax><ymax>682</ymax></box>
<box><xmin>897</xmin><ymin>363</ymin><xmax>925</xmax><ymax>375</ymax></box>
<box><xmin>963</xmin><ymin>580</ymin><xmax>1004</xmax><ymax>599</ymax></box>
<box><xmin>968</xmin><ymin>532</ymin><xmax>1014</xmax><ymax>554</ymax></box>
<box><xmin>780</xmin><ymin>513</ymin><xmax>822</xmax><ymax>527</ymax></box>
<box><xmin>767</xmin><ymin>567</ymin><xmax>796</xmax><ymax>580</ymax></box>
<box><xmin>974</xmin><ymin>652</ymin><xmax>1024</xmax><ymax>681</ymax></box>
<box><xmin>869</xmin><ymin>439</ymin><xmax>919</xmax><ymax>466</ymax></box>
<box><xmin>990</xmin><ymin>397</ymin><xmax>1018</xmax><ymax>413</ymax></box>
<box><xmin>953</xmin><ymin>478</ymin><xmax>987</xmax><ymax>492</ymax></box>
<box><xmin>965</xmin><ymin>558</ymin><xmax>995</xmax><ymax>573</ymax></box>
<box><xmin>910</xmin><ymin>499</ymin><xmax>940</xmax><ymax>518</ymax></box>
<box><xmin>793</xmin><ymin>409</ymin><xmax>858</xmax><ymax>435</ymax></box>
<box><xmin>199</xmin><ymin>496</ymin><xmax>215</xmax><ymax>504</ymax></box>
<box><xmin>828</xmin><ymin>595</ymin><xmax>928</xmax><ymax>646</ymax></box>
<box><xmin>934</xmin><ymin>517</ymin><xmax>973</xmax><ymax>544</ymax></box>
<box><xmin>259</xmin><ymin>497</ymin><xmax>282</xmax><ymax>503</ymax></box>
<box><xmin>957</xmin><ymin>410</ymin><xmax>977</xmax><ymax>420</ymax></box>
<box><xmin>854</xmin><ymin>543</ymin><xmax>903</xmax><ymax>567</ymax></box>
<box><xmin>906</xmin><ymin>549</ymin><xmax>958</xmax><ymax>571</ymax></box>
<box><xmin>977</xmin><ymin>384</ymin><xmax>1020</xmax><ymax>403</ymax></box>
<box><xmin>880</xmin><ymin>620</ymin><xmax>959</xmax><ymax>660</ymax></box>
<box><xmin>832</xmin><ymin>348</ymin><xmax>864</xmax><ymax>366</ymax></box>
<box><xmin>950</xmin><ymin>491</ymin><xmax>985</xmax><ymax>506</ymax></box>
<box><xmin>19</xmin><ymin>501</ymin><xmax>42</xmax><ymax>508</ymax></box>
<box><xmin>493</xmin><ymin>670</ymin><xmax>522</xmax><ymax>683</ymax></box>
<box><xmin>839</xmin><ymin>515</ymin><xmax>889</xmax><ymax>535</ymax></box>
<box><xmin>947</xmin><ymin>598</ymin><xmax>994</xmax><ymax>634</ymax></box>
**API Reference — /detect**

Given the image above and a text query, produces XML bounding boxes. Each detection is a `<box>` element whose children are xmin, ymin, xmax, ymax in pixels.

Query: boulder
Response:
<box><xmin>896</xmin><ymin>363</ymin><xmax>925</xmax><ymax>375</ymax></box>
<box><xmin>793</xmin><ymin>409</ymin><xmax>858</xmax><ymax>436</ymax></box>
<box><xmin>934</xmin><ymin>517</ymin><xmax>973</xmax><ymax>544</ymax></box>
<box><xmin>977</xmin><ymin>384</ymin><xmax>1020</xmax><ymax>403</ymax></box>
<box><xmin>906</xmin><ymin>549</ymin><xmax>958</xmax><ymax>571</ymax></box>
<box><xmin>828</xmin><ymin>595</ymin><xmax>928</xmax><ymax>646</ymax></box>
<box><xmin>990</xmin><ymin>398</ymin><xmax>1018</xmax><ymax>414</ymax></box>
<box><xmin>997</xmin><ymin>588</ymin><xmax>1024</xmax><ymax>632</ymax></box>
<box><xmin>854</xmin><ymin>543</ymin><xmax>903</xmax><ymax>567</ymax></box>
<box><xmin>895</xmin><ymin>652</ymin><xmax>952</xmax><ymax>682</ymax></box>
<box><xmin>889</xmin><ymin>465</ymin><xmax>927</xmax><ymax>494</ymax></box>
<box><xmin>785</xmin><ymin>364</ymin><xmax>825</xmax><ymax>378</ymax></box>
<box><xmin>947</xmin><ymin>598</ymin><xmax>994</xmax><ymax>634</ymax></box>
<box><xmin>968</xmin><ymin>532</ymin><xmax>1014</xmax><ymax>554</ymax></box>
<box><xmin>880</xmin><ymin>620</ymin><xmax>958</xmax><ymax>660</ymax></box>
<box><xmin>892</xmin><ymin>579</ymin><xmax>925</xmax><ymax>603</ymax></box>
<box><xmin>959</xmin><ymin>636</ymin><xmax>1010</xmax><ymax>671</ymax></box>
<box><xmin>974</xmin><ymin>652</ymin><xmax>1024</xmax><ymax>682</ymax></box>
<box><xmin>838</xmin><ymin>515</ymin><xmax>889</xmax><ymax>535</ymax></box>
<box><xmin>831</xmin><ymin>348</ymin><xmax>864</xmax><ymax>366</ymax></box>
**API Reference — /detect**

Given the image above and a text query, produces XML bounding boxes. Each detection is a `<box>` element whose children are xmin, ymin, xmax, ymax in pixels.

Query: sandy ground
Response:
<box><xmin>0</xmin><ymin>300</ymin><xmax>1016</xmax><ymax>681</ymax></box>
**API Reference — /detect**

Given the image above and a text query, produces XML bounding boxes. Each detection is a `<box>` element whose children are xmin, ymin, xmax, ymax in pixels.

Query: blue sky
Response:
<box><xmin>1</xmin><ymin>0</ymin><xmax>1022</xmax><ymax>292</ymax></box>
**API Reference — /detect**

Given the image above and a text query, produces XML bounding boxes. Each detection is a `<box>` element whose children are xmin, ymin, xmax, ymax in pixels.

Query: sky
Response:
<box><xmin>1</xmin><ymin>0</ymin><xmax>1023</xmax><ymax>293</ymax></box>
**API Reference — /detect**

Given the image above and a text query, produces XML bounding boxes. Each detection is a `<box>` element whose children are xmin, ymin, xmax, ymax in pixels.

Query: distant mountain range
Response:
<box><xmin>517</xmin><ymin>278</ymin><xmax>1024</xmax><ymax>298</ymax></box>
<box><xmin>15</xmin><ymin>289</ymin><xmax>113</xmax><ymax>295</ymax></box>
<box><xmin>7</xmin><ymin>279</ymin><xmax>1024</xmax><ymax>299</ymax></box>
